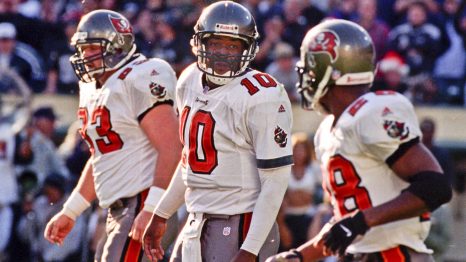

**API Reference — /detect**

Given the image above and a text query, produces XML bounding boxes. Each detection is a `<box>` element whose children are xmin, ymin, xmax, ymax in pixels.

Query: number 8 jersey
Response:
<box><xmin>176</xmin><ymin>64</ymin><xmax>293</xmax><ymax>215</ymax></box>
<box><xmin>78</xmin><ymin>55</ymin><xmax>177</xmax><ymax>208</ymax></box>
<box><xmin>315</xmin><ymin>91</ymin><xmax>431</xmax><ymax>254</ymax></box>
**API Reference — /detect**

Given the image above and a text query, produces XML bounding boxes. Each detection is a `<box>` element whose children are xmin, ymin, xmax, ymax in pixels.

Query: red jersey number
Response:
<box><xmin>180</xmin><ymin>107</ymin><xmax>218</xmax><ymax>174</ymax></box>
<box><xmin>240</xmin><ymin>73</ymin><xmax>277</xmax><ymax>96</ymax></box>
<box><xmin>327</xmin><ymin>155</ymin><xmax>372</xmax><ymax>216</ymax></box>
<box><xmin>78</xmin><ymin>107</ymin><xmax>124</xmax><ymax>155</ymax></box>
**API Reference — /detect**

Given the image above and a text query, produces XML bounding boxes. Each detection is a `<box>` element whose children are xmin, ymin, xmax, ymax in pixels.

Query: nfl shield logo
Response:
<box><xmin>223</xmin><ymin>227</ymin><xmax>231</xmax><ymax>236</ymax></box>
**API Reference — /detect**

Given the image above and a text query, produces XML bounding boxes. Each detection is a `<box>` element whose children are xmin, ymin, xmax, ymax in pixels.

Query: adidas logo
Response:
<box><xmin>278</xmin><ymin>105</ymin><xmax>286</xmax><ymax>113</ymax></box>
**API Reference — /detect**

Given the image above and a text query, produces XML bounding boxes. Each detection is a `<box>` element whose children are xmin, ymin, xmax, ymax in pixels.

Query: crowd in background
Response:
<box><xmin>0</xmin><ymin>0</ymin><xmax>464</xmax><ymax>261</ymax></box>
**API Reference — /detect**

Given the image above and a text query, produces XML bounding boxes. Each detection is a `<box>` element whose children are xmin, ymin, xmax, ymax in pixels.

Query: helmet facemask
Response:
<box><xmin>192</xmin><ymin>32</ymin><xmax>258</xmax><ymax>85</ymax></box>
<box><xmin>296</xmin><ymin>60</ymin><xmax>331</xmax><ymax>114</ymax></box>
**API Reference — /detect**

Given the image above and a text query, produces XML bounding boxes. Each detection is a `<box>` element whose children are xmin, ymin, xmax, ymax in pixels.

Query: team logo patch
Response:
<box><xmin>383</xmin><ymin>120</ymin><xmax>409</xmax><ymax>140</ymax></box>
<box><xmin>223</xmin><ymin>227</ymin><xmax>231</xmax><ymax>236</ymax></box>
<box><xmin>274</xmin><ymin>126</ymin><xmax>288</xmax><ymax>148</ymax></box>
<box><xmin>308</xmin><ymin>30</ymin><xmax>340</xmax><ymax>67</ymax></box>
<box><xmin>278</xmin><ymin>104</ymin><xmax>286</xmax><ymax>113</ymax></box>
<box><xmin>109</xmin><ymin>15</ymin><xmax>132</xmax><ymax>34</ymax></box>
<box><xmin>149</xmin><ymin>82</ymin><xmax>167</xmax><ymax>98</ymax></box>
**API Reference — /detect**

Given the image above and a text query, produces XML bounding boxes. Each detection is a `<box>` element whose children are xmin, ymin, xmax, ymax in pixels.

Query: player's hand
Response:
<box><xmin>129</xmin><ymin>210</ymin><xmax>152</xmax><ymax>242</ymax></box>
<box><xmin>230</xmin><ymin>249</ymin><xmax>256</xmax><ymax>262</ymax></box>
<box><xmin>143</xmin><ymin>214</ymin><xmax>167</xmax><ymax>262</ymax></box>
<box><xmin>44</xmin><ymin>211</ymin><xmax>75</xmax><ymax>245</ymax></box>
<box><xmin>265</xmin><ymin>249</ymin><xmax>303</xmax><ymax>262</ymax></box>
<box><xmin>321</xmin><ymin>211</ymin><xmax>369</xmax><ymax>256</ymax></box>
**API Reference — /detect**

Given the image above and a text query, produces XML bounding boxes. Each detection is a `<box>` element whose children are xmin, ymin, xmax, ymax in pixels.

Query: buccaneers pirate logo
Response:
<box><xmin>149</xmin><ymin>82</ymin><xmax>167</xmax><ymax>98</ymax></box>
<box><xmin>274</xmin><ymin>126</ymin><xmax>288</xmax><ymax>148</ymax></box>
<box><xmin>109</xmin><ymin>16</ymin><xmax>132</xmax><ymax>34</ymax></box>
<box><xmin>308</xmin><ymin>30</ymin><xmax>340</xmax><ymax>67</ymax></box>
<box><xmin>383</xmin><ymin>120</ymin><xmax>409</xmax><ymax>140</ymax></box>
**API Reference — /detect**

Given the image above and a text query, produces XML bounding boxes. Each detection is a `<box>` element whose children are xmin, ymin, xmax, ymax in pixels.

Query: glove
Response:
<box><xmin>323</xmin><ymin>211</ymin><xmax>369</xmax><ymax>256</ymax></box>
<box><xmin>265</xmin><ymin>249</ymin><xmax>303</xmax><ymax>262</ymax></box>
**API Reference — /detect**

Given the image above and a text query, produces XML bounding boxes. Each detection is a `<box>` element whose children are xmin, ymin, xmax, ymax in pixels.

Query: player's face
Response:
<box><xmin>205</xmin><ymin>35</ymin><xmax>244</xmax><ymax>75</ymax></box>
<box><xmin>78</xmin><ymin>43</ymin><xmax>104</xmax><ymax>70</ymax></box>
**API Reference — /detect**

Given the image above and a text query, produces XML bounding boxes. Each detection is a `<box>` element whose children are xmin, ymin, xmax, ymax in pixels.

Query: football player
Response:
<box><xmin>267</xmin><ymin>19</ymin><xmax>452</xmax><ymax>262</ymax></box>
<box><xmin>43</xmin><ymin>10</ymin><xmax>182</xmax><ymax>261</ymax></box>
<box><xmin>142</xmin><ymin>1</ymin><xmax>293</xmax><ymax>262</ymax></box>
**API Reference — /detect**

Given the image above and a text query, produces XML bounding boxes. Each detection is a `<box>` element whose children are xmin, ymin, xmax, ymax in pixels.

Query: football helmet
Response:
<box><xmin>70</xmin><ymin>10</ymin><xmax>136</xmax><ymax>83</ymax></box>
<box><xmin>191</xmin><ymin>1</ymin><xmax>259</xmax><ymax>85</ymax></box>
<box><xmin>296</xmin><ymin>19</ymin><xmax>375</xmax><ymax>112</ymax></box>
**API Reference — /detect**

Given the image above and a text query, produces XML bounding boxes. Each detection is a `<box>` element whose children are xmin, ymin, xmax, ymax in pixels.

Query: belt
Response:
<box><xmin>109</xmin><ymin>197</ymin><xmax>131</xmax><ymax>209</ymax></box>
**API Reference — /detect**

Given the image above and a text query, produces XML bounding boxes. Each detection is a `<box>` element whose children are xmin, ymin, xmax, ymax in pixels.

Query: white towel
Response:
<box><xmin>181</xmin><ymin>213</ymin><xmax>207</xmax><ymax>262</ymax></box>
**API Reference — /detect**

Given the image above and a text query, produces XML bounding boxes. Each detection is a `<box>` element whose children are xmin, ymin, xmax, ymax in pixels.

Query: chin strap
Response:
<box><xmin>206</xmin><ymin>73</ymin><xmax>235</xmax><ymax>86</ymax></box>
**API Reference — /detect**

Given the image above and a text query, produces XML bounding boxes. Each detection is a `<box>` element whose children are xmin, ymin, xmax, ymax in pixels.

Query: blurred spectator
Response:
<box><xmin>411</xmin><ymin>76</ymin><xmax>439</xmax><ymax>104</ymax></box>
<box><xmin>16</xmin><ymin>107</ymin><xmax>69</xmax><ymax>183</ymax></box>
<box><xmin>134</xmin><ymin>9</ymin><xmax>158</xmax><ymax>57</ymax></box>
<box><xmin>420</xmin><ymin>118</ymin><xmax>454</xmax><ymax>185</ymax></box>
<box><xmin>0</xmin><ymin>22</ymin><xmax>44</xmax><ymax>92</ymax></box>
<box><xmin>388</xmin><ymin>1</ymin><xmax>446</xmax><ymax>81</ymax></box>
<box><xmin>45</xmin><ymin>19</ymin><xmax>79</xmax><ymax>94</ymax></box>
<box><xmin>425</xmin><ymin>203</ymin><xmax>454</xmax><ymax>262</ymax></box>
<box><xmin>281</xmin><ymin>133</ymin><xmax>321</xmax><ymax>248</ymax></box>
<box><xmin>355</xmin><ymin>0</ymin><xmax>390</xmax><ymax>61</ymax></box>
<box><xmin>152</xmin><ymin>14</ymin><xmax>193</xmax><ymax>75</ymax></box>
<box><xmin>265</xmin><ymin>42</ymin><xmax>300</xmax><ymax>103</ymax></box>
<box><xmin>328</xmin><ymin>0</ymin><xmax>358</xmax><ymax>21</ymax></box>
<box><xmin>394</xmin><ymin>0</ymin><xmax>440</xmax><ymax>23</ymax></box>
<box><xmin>301</xmin><ymin>0</ymin><xmax>326</xmax><ymax>28</ymax></box>
<box><xmin>281</xmin><ymin>0</ymin><xmax>310</xmax><ymax>54</ymax></box>
<box><xmin>433</xmin><ymin>0</ymin><xmax>465</xmax><ymax>105</ymax></box>
<box><xmin>241</xmin><ymin>0</ymin><xmax>284</xmax><ymax>36</ymax></box>
<box><xmin>58</xmin><ymin>121</ymin><xmax>90</xmax><ymax>185</ymax></box>
<box><xmin>254</xmin><ymin>15</ymin><xmax>285</xmax><ymax>71</ymax></box>
<box><xmin>372</xmin><ymin>51</ymin><xmax>410</xmax><ymax>95</ymax></box>
<box><xmin>17</xmin><ymin>173</ymin><xmax>85</xmax><ymax>262</ymax></box>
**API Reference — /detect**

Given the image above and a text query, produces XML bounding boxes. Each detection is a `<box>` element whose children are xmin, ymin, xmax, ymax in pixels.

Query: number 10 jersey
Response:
<box><xmin>176</xmin><ymin>64</ymin><xmax>293</xmax><ymax>215</ymax></box>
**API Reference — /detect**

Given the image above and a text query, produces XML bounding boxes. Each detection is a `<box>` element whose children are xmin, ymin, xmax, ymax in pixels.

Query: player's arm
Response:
<box><xmin>139</xmin><ymin>104</ymin><xmax>182</xmax><ymax>210</ymax></box>
<box><xmin>44</xmin><ymin>158</ymin><xmax>95</xmax><ymax>244</ymax></box>
<box><xmin>362</xmin><ymin>141</ymin><xmax>452</xmax><ymax>227</ymax></box>
<box><xmin>236</xmin><ymin>87</ymin><xmax>294</xmax><ymax>260</ymax></box>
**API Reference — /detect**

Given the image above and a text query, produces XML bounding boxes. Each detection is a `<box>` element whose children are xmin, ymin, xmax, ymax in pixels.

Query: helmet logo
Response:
<box><xmin>308</xmin><ymin>31</ymin><xmax>339</xmax><ymax>66</ymax></box>
<box><xmin>215</xmin><ymin>23</ymin><xmax>239</xmax><ymax>34</ymax></box>
<box><xmin>109</xmin><ymin>16</ymin><xmax>132</xmax><ymax>34</ymax></box>
<box><xmin>149</xmin><ymin>82</ymin><xmax>167</xmax><ymax>98</ymax></box>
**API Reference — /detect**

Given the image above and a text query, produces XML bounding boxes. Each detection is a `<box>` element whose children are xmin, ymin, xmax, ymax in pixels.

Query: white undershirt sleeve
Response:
<box><xmin>154</xmin><ymin>163</ymin><xmax>186</xmax><ymax>219</ymax></box>
<box><xmin>240</xmin><ymin>165</ymin><xmax>291</xmax><ymax>255</ymax></box>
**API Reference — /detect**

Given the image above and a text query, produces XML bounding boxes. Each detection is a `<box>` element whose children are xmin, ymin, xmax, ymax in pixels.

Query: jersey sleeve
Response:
<box><xmin>127</xmin><ymin>58</ymin><xmax>177</xmax><ymax>121</ymax></box>
<box><xmin>246</xmin><ymin>90</ymin><xmax>293</xmax><ymax>169</ymax></box>
<box><xmin>356</xmin><ymin>94</ymin><xmax>422</xmax><ymax>162</ymax></box>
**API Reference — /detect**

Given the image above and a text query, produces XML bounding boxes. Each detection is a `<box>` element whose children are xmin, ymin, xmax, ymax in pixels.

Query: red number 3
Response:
<box><xmin>78</xmin><ymin>106</ymin><xmax>124</xmax><ymax>155</ymax></box>
<box><xmin>327</xmin><ymin>155</ymin><xmax>372</xmax><ymax>216</ymax></box>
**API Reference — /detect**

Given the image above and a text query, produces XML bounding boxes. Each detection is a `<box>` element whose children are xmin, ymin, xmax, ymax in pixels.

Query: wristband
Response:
<box><xmin>143</xmin><ymin>186</ymin><xmax>166</xmax><ymax>213</ymax></box>
<box><xmin>290</xmin><ymin>249</ymin><xmax>303</xmax><ymax>261</ymax></box>
<box><xmin>62</xmin><ymin>191</ymin><xmax>91</xmax><ymax>221</ymax></box>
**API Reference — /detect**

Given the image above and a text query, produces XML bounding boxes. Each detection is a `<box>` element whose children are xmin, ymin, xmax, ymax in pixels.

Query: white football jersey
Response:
<box><xmin>315</xmin><ymin>91</ymin><xmax>431</xmax><ymax>253</ymax></box>
<box><xmin>0</xmin><ymin>123</ymin><xmax>18</xmax><ymax>205</ymax></box>
<box><xmin>177</xmin><ymin>64</ymin><xmax>293</xmax><ymax>215</ymax></box>
<box><xmin>78</xmin><ymin>55</ymin><xmax>177</xmax><ymax>208</ymax></box>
